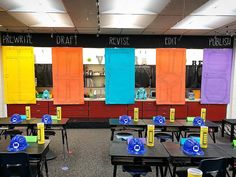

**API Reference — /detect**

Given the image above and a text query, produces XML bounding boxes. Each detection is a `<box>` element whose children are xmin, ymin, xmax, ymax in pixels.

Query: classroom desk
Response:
<box><xmin>0</xmin><ymin>117</ymin><xmax>70</xmax><ymax>153</ymax></box>
<box><xmin>109</xmin><ymin>141</ymin><xmax>169</xmax><ymax>177</ymax></box>
<box><xmin>177</xmin><ymin>120</ymin><xmax>219</xmax><ymax>143</ymax></box>
<box><xmin>109</xmin><ymin>119</ymin><xmax>146</xmax><ymax>141</ymax></box>
<box><xmin>221</xmin><ymin>119</ymin><xmax>236</xmax><ymax>142</ymax></box>
<box><xmin>162</xmin><ymin>142</ymin><xmax>230</xmax><ymax>177</ymax></box>
<box><xmin>0</xmin><ymin>139</ymin><xmax>50</xmax><ymax>177</ymax></box>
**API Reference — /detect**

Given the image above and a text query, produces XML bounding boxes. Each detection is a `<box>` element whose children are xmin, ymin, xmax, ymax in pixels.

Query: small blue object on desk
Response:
<box><xmin>20</xmin><ymin>115</ymin><xmax>27</xmax><ymax>120</ymax></box>
<box><xmin>7</xmin><ymin>135</ymin><xmax>28</xmax><ymax>152</ymax></box>
<box><xmin>42</xmin><ymin>114</ymin><xmax>52</xmax><ymax>124</ymax></box>
<box><xmin>193</xmin><ymin>116</ymin><xmax>205</xmax><ymax>126</ymax></box>
<box><xmin>181</xmin><ymin>138</ymin><xmax>204</xmax><ymax>156</ymax></box>
<box><xmin>180</xmin><ymin>137</ymin><xmax>200</xmax><ymax>146</ymax></box>
<box><xmin>10</xmin><ymin>114</ymin><xmax>22</xmax><ymax>124</ymax></box>
<box><xmin>119</xmin><ymin>115</ymin><xmax>131</xmax><ymax>125</ymax></box>
<box><xmin>136</xmin><ymin>87</ymin><xmax>147</xmax><ymax>100</ymax></box>
<box><xmin>153</xmin><ymin>115</ymin><xmax>166</xmax><ymax>125</ymax></box>
<box><xmin>127</xmin><ymin>138</ymin><xmax>146</xmax><ymax>155</ymax></box>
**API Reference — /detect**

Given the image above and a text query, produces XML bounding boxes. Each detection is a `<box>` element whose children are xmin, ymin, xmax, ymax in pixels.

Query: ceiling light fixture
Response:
<box><xmin>172</xmin><ymin>0</ymin><xmax>236</xmax><ymax>30</ymax></box>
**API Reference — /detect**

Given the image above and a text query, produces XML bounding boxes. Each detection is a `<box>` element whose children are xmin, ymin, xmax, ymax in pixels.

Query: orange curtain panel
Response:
<box><xmin>156</xmin><ymin>48</ymin><xmax>186</xmax><ymax>104</ymax></box>
<box><xmin>52</xmin><ymin>48</ymin><xmax>84</xmax><ymax>104</ymax></box>
<box><xmin>3</xmin><ymin>46</ymin><xmax>36</xmax><ymax>104</ymax></box>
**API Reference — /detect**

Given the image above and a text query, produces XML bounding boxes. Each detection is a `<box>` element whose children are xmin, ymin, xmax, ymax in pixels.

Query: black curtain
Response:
<box><xmin>35</xmin><ymin>64</ymin><xmax>53</xmax><ymax>87</ymax></box>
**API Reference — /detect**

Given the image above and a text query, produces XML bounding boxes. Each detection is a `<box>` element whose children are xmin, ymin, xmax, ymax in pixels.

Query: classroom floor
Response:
<box><xmin>46</xmin><ymin>128</ymin><xmax>231</xmax><ymax>177</ymax></box>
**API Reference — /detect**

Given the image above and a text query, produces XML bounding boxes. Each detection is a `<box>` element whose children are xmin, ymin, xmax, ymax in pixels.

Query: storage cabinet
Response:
<box><xmin>187</xmin><ymin>102</ymin><xmax>207</xmax><ymax>117</ymax></box>
<box><xmin>48</xmin><ymin>101</ymin><xmax>89</xmax><ymax>118</ymax></box>
<box><xmin>7</xmin><ymin>101</ymin><xmax>49</xmax><ymax>118</ymax></box>
<box><xmin>127</xmin><ymin>102</ymin><xmax>143</xmax><ymax>118</ymax></box>
<box><xmin>206</xmin><ymin>104</ymin><xmax>227</xmax><ymax>121</ymax></box>
<box><xmin>7</xmin><ymin>100</ymin><xmax>227</xmax><ymax>121</ymax></box>
<box><xmin>89</xmin><ymin>101</ymin><xmax>127</xmax><ymax>118</ymax></box>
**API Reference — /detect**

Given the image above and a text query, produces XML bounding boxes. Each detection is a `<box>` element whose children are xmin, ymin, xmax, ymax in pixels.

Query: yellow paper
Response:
<box><xmin>57</xmin><ymin>107</ymin><xmax>62</xmax><ymax>120</ymax></box>
<box><xmin>170</xmin><ymin>108</ymin><xmax>175</xmax><ymax>122</ymax></box>
<box><xmin>201</xmin><ymin>108</ymin><xmax>206</xmax><ymax>121</ymax></box>
<box><xmin>3</xmin><ymin>46</ymin><xmax>36</xmax><ymax>104</ymax></box>
<box><xmin>25</xmin><ymin>106</ymin><xmax>31</xmax><ymax>120</ymax></box>
<box><xmin>37</xmin><ymin>123</ymin><xmax>45</xmax><ymax>144</ymax></box>
<box><xmin>134</xmin><ymin>108</ymin><xmax>139</xmax><ymax>122</ymax></box>
<box><xmin>147</xmin><ymin>125</ymin><xmax>155</xmax><ymax>147</ymax></box>
<box><xmin>200</xmin><ymin>126</ymin><xmax>208</xmax><ymax>149</ymax></box>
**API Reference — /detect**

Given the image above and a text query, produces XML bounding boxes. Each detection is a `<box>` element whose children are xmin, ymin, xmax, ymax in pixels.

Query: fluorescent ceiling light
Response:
<box><xmin>100</xmin><ymin>0</ymin><xmax>170</xmax><ymax>14</ymax></box>
<box><xmin>172</xmin><ymin>15</ymin><xmax>236</xmax><ymax>29</ymax></box>
<box><xmin>10</xmin><ymin>12</ymin><xmax>74</xmax><ymax>27</ymax></box>
<box><xmin>101</xmin><ymin>14</ymin><xmax>156</xmax><ymax>28</ymax></box>
<box><xmin>0</xmin><ymin>0</ymin><xmax>65</xmax><ymax>13</ymax></box>
<box><xmin>172</xmin><ymin>0</ymin><xmax>236</xmax><ymax>30</ymax></box>
<box><xmin>192</xmin><ymin>0</ymin><xmax>236</xmax><ymax>16</ymax></box>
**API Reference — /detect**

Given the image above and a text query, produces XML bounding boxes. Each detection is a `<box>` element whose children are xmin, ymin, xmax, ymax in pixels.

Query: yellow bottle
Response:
<box><xmin>25</xmin><ymin>106</ymin><xmax>31</xmax><ymax>120</ymax></box>
<box><xmin>170</xmin><ymin>108</ymin><xmax>175</xmax><ymax>123</ymax></box>
<box><xmin>147</xmin><ymin>125</ymin><xmax>155</xmax><ymax>147</ymax></box>
<box><xmin>134</xmin><ymin>108</ymin><xmax>139</xmax><ymax>122</ymax></box>
<box><xmin>201</xmin><ymin>108</ymin><xmax>206</xmax><ymax>121</ymax></box>
<box><xmin>200</xmin><ymin>126</ymin><xmax>208</xmax><ymax>148</ymax></box>
<box><xmin>57</xmin><ymin>107</ymin><xmax>62</xmax><ymax>120</ymax></box>
<box><xmin>37</xmin><ymin>123</ymin><xmax>45</xmax><ymax>144</ymax></box>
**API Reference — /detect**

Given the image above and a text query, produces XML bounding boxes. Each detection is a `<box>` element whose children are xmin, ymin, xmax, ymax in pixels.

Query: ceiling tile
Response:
<box><xmin>164</xmin><ymin>29</ymin><xmax>188</xmax><ymax>35</ymax></box>
<box><xmin>160</xmin><ymin>0</ymin><xmax>208</xmax><ymax>16</ymax></box>
<box><xmin>184</xmin><ymin>29</ymin><xmax>211</xmax><ymax>35</ymax></box>
<box><xmin>77</xmin><ymin>27</ymin><xmax>97</xmax><ymax>34</ymax></box>
<box><xmin>142</xmin><ymin>28</ymin><xmax>167</xmax><ymax>35</ymax></box>
<box><xmin>0</xmin><ymin>12</ymin><xmax>26</xmax><ymax>27</ymax></box>
<box><xmin>62</xmin><ymin>0</ymin><xmax>97</xmax><ymax>28</ymax></box>
<box><xmin>147</xmin><ymin>15</ymin><xmax>182</xmax><ymax>29</ymax></box>
<box><xmin>120</xmin><ymin>29</ymin><xmax>143</xmax><ymax>34</ymax></box>
<box><xmin>100</xmin><ymin>28</ymin><xmax>121</xmax><ymax>34</ymax></box>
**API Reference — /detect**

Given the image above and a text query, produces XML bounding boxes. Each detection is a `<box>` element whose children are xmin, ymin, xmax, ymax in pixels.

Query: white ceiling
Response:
<box><xmin>0</xmin><ymin>0</ymin><xmax>235</xmax><ymax>35</ymax></box>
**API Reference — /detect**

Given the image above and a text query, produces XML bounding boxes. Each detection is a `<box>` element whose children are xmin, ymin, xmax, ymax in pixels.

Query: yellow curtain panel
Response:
<box><xmin>52</xmin><ymin>48</ymin><xmax>84</xmax><ymax>104</ymax></box>
<box><xmin>3</xmin><ymin>46</ymin><xmax>36</xmax><ymax>104</ymax></box>
<box><xmin>156</xmin><ymin>48</ymin><xmax>186</xmax><ymax>105</ymax></box>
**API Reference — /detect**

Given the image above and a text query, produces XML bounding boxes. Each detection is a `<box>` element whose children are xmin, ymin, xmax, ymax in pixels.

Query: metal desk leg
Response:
<box><xmin>64</xmin><ymin>126</ymin><xmax>69</xmax><ymax>152</ymax></box>
<box><xmin>138</xmin><ymin>130</ymin><xmax>142</xmax><ymax>138</ymax></box>
<box><xmin>61</xmin><ymin>129</ymin><xmax>66</xmax><ymax>159</ymax></box>
<box><xmin>111</xmin><ymin>129</ymin><xmax>115</xmax><ymax>141</ymax></box>
<box><xmin>156</xmin><ymin>166</ymin><xmax>159</xmax><ymax>177</ymax></box>
<box><xmin>159</xmin><ymin>166</ymin><xmax>164</xmax><ymax>177</ymax></box>
<box><xmin>222</xmin><ymin>120</ymin><xmax>225</xmax><ymax>137</ymax></box>
<box><xmin>172</xmin><ymin>166</ymin><xmax>176</xmax><ymax>177</ymax></box>
<box><xmin>212</xmin><ymin>131</ymin><xmax>216</xmax><ymax>143</ymax></box>
<box><xmin>231</xmin><ymin>124</ymin><xmax>234</xmax><ymax>142</ymax></box>
<box><xmin>44</xmin><ymin>156</ymin><xmax>49</xmax><ymax>177</ymax></box>
<box><xmin>113</xmin><ymin>165</ymin><xmax>117</xmax><ymax>177</ymax></box>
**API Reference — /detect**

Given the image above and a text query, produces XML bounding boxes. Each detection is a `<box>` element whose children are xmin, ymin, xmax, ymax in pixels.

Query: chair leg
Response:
<box><xmin>113</xmin><ymin>165</ymin><xmax>117</xmax><ymax>177</ymax></box>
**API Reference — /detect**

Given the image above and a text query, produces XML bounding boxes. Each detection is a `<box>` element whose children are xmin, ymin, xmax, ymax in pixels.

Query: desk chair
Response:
<box><xmin>122</xmin><ymin>165</ymin><xmax>152</xmax><ymax>177</ymax></box>
<box><xmin>176</xmin><ymin>157</ymin><xmax>228</xmax><ymax>177</ymax></box>
<box><xmin>0</xmin><ymin>152</ymin><xmax>38</xmax><ymax>177</ymax></box>
<box><xmin>115</xmin><ymin>132</ymin><xmax>133</xmax><ymax>141</ymax></box>
<box><xmin>155</xmin><ymin>132</ymin><xmax>174</xmax><ymax>142</ymax></box>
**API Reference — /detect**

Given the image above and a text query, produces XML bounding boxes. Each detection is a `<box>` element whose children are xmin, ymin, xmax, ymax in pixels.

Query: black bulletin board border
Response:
<box><xmin>0</xmin><ymin>32</ymin><xmax>233</xmax><ymax>49</ymax></box>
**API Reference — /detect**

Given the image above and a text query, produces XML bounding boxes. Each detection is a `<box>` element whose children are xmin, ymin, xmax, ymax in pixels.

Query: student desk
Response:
<box><xmin>109</xmin><ymin>141</ymin><xmax>169</xmax><ymax>177</ymax></box>
<box><xmin>0</xmin><ymin>117</ymin><xmax>70</xmax><ymax>153</ymax></box>
<box><xmin>109</xmin><ymin>119</ymin><xmax>146</xmax><ymax>141</ymax></box>
<box><xmin>177</xmin><ymin>120</ymin><xmax>219</xmax><ymax>143</ymax></box>
<box><xmin>162</xmin><ymin>142</ymin><xmax>231</xmax><ymax>177</ymax></box>
<box><xmin>221</xmin><ymin>119</ymin><xmax>236</xmax><ymax>142</ymax></box>
<box><xmin>0</xmin><ymin>139</ymin><xmax>50</xmax><ymax>177</ymax></box>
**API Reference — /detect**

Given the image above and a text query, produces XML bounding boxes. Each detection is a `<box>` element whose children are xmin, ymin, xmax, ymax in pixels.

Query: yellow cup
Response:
<box><xmin>188</xmin><ymin>168</ymin><xmax>202</xmax><ymax>177</ymax></box>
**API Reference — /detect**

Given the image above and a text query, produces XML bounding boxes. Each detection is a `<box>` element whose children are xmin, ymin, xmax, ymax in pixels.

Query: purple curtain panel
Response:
<box><xmin>201</xmin><ymin>49</ymin><xmax>233</xmax><ymax>104</ymax></box>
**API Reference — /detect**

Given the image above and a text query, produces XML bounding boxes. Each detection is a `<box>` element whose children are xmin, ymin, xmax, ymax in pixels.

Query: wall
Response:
<box><xmin>227</xmin><ymin>37</ymin><xmax>236</xmax><ymax>119</ymax></box>
<box><xmin>0</xmin><ymin>46</ymin><xmax>7</xmax><ymax>117</ymax></box>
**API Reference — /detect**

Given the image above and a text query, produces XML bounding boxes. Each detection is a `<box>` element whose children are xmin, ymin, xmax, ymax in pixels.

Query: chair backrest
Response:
<box><xmin>0</xmin><ymin>152</ymin><xmax>32</xmax><ymax>177</ymax></box>
<box><xmin>199</xmin><ymin>157</ymin><xmax>228</xmax><ymax>177</ymax></box>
